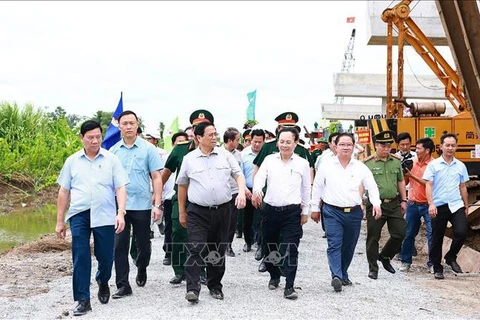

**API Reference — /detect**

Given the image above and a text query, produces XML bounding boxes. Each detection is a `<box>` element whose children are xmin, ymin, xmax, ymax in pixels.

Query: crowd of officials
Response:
<box><xmin>55</xmin><ymin>109</ymin><xmax>470</xmax><ymax>315</ymax></box>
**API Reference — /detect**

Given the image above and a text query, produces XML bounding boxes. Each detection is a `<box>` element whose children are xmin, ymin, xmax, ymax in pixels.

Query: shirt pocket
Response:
<box><xmin>132</xmin><ymin>156</ymin><xmax>146</xmax><ymax>174</ymax></box>
<box><xmin>97</xmin><ymin>170</ymin><xmax>112</xmax><ymax>186</ymax></box>
<box><xmin>215</xmin><ymin>164</ymin><xmax>231</xmax><ymax>182</ymax></box>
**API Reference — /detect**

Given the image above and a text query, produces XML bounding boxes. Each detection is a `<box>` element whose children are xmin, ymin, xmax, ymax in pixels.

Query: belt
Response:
<box><xmin>381</xmin><ymin>196</ymin><xmax>399</xmax><ymax>203</ymax></box>
<box><xmin>193</xmin><ymin>202</ymin><xmax>229</xmax><ymax>211</ymax></box>
<box><xmin>325</xmin><ymin>203</ymin><xmax>361</xmax><ymax>213</ymax></box>
<box><xmin>409</xmin><ymin>201</ymin><xmax>428</xmax><ymax>206</ymax></box>
<box><xmin>265</xmin><ymin>203</ymin><xmax>300</xmax><ymax>212</ymax></box>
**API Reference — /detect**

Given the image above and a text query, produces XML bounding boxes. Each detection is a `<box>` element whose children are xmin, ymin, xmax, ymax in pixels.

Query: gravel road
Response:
<box><xmin>0</xmin><ymin>221</ymin><xmax>478</xmax><ymax>320</ymax></box>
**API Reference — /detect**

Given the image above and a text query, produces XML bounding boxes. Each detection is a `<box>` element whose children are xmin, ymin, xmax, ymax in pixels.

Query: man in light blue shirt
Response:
<box><xmin>56</xmin><ymin>120</ymin><xmax>129</xmax><ymax>316</ymax></box>
<box><xmin>109</xmin><ymin>110</ymin><xmax>164</xmax><ymax>298</ymax></box>
<box><xmin>423</xmin><ymin>133</ymin><xmax>469</xmax><ymax>280</ymax></box>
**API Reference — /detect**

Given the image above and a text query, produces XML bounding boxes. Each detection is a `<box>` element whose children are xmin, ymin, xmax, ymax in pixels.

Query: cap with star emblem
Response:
<box><xmin>274</xmin><ymin>112</ymin><xmax>298</xmax><ymax>126</ymax></box>
<box><xmin>189</xmin><ymin>109</ymin><xmax>214</xmax><ymax>126</ymax></box>
<box><xmin>374</xmin><ymin>130</ymin><xmax>396</xmax><ymax>144</ymax></box>
<box><xmin>242</xmin><ymin>129</ymin><xmax>252</xmax><ymax>140</ymax></box>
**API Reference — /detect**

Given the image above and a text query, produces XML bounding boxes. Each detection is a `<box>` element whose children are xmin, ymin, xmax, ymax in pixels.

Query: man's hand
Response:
<box><xmin>429</xmin><ymin>203</ymin><xmax>437</xmax><ymax>218</ymax></box>
<box><xmin>115</xmin><ymin>214</ymin><xmax>125</xmax><ymax>234</ymax></box>
<box><xmin>55</xmin><ymin>222</ymin><xmax>67</xmax><ymax>239</ymax></box>
<box><xmin>372</xmin><ymin>206</ymin><xmax>382</xmax><ymax>220</ymax></box>
<box><xmin>179</xmin><ymin>211</ymin><xmax>188</xmax><ymax>228</ymax></box>
<box><xmin>404</xmin><ymin>168</ymin><xmax>412</xmax><ymax>177</ymax></box>
<box><xmin>245</xmin><ymin>188</ymin><xmax>252</xmax><ymax>200</ymax></box>
<box><xmin>236</xmin><ymin>193</ymin><xmax>246</xmax><ymax>209</ymax></box>
<box><xmin>301</xmin><ymin>215</ymin><xmax>308</xmax><ymax>225</ymax></box>
<box><xmin>252</xmin><ymin>190</ymin><xmax>263</xmax><ymax>208</ymax></box>
<box><xmin>400</xmin><ymin>201</ymin><xmax>407</xmax><ymax>214</ymax></box>
<box><xmin>311</xmin><ymin>211</ymin><xmax>321</xmax><ymax>223</ymax></box>
<box><xmin>152</xmin><ymin>207</ymin><xmax>162</xmax><ymax>222</ymax></box>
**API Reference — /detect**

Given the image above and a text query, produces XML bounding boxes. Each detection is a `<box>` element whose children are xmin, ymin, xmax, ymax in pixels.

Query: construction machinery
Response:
<box><xmin>355</xmin><ymin>0</ymin><xmax>480</xmax><ymax>176</ymax></box>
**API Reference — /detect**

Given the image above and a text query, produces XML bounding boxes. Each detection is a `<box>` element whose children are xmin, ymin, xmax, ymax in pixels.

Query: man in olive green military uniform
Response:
<box><xmin>364</xmin><ymin>130</ymin><xmax>407</xmax><ymax>280</ymax></box>
<box><xmin>253</xmin><ymin>112</ymin><xmax>314</xmax><ymax>272</ymax></box>
<box><xmin>161</xmin><ymin>110</ymin><xmax>212</xmax><ymax>284</ymax></box>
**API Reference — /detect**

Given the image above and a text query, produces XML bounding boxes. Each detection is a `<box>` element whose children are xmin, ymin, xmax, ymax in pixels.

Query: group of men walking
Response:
<box><xmin>56</xmin><ymin>109</ymin><xmax>471</xmax><ymax>315</ymax></box>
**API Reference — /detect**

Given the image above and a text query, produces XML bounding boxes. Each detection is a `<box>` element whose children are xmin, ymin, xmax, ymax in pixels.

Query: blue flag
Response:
<box><xmin>246</xmin><ymin>90</ymin><xmax>256</xmax><ymax>121</ymax></box>
<box><xmin>101</xmin><ymin>92</ymin><xmax>123</xmax><ymax>150</ymax></box>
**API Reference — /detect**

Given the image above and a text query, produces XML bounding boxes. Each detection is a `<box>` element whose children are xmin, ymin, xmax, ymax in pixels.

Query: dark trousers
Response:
<box><xmin>366</xmin><ymin>200</ymin><xmax>406</xmax><ymax>272</ymax></box>
<box><xmin>243</xmin><ymin>197</ymin><xmax>256</xmax><ymax>246</ymax></box>
<box><xmin>429</xmin><ymin>204</ymin><xmax>468</xmax><ymax>273</ymax></box>
<box><xmin>70</xmin><ymin>210</ymin><xmax>115</xmax><ymax>301</ymax></box>
<box><xmin>185</xmin><ymin>202</ymin><xmax>230</xmax><ymax>294</ymax></box>
<box><xmin>163</xmin><ymin>199</ymin><xmax>173</xmax><ymax>257</ymax></box>
<box><xmin>262</xmin><ymin>204</ymin><xmax>302</xmax><ymax>289</ymax></box>
<box><xmin>227</xmin><ymin>193</ymin><xmax>239</xmax><ymax>245</ymax></box>
<box><xmin>114</xmin><ymin>209</ymin><xmax>151</xmax><ymax>289</ymax></box>
<box><xmin>323</xmin><ymin>204</ymin><xmax>363</xmax><ymax>280</ymax></box>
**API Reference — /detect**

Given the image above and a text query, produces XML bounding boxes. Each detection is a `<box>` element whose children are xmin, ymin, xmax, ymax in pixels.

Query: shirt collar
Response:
<box><xmin>80</xmin><ymin>148</ymin><xmax>105</xmax><ymax>160</ymax></box>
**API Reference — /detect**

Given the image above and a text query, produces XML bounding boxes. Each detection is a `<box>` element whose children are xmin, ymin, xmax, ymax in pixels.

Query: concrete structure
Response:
<box><xmin>367</xmin><ymin>1</ymin><xmax>447</xmax><ymax>46</ymax></box>
<box><xmin>334</xmin><ymin>73</ymin><xmax>445</xmax><ymax>100</ymax></box>
<box><xmin>322</xmin><ymin>103</ymin><xmax>381</xmax><ymax>120</ymax></box>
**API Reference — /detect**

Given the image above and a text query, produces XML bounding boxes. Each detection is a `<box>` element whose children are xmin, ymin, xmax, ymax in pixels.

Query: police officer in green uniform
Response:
<box><xmin>364</xmin><ymin>130</ymin><xmax>407</xmax><ymax>280</ymax></box>
<box><xmin>253</xmin><ymin>112</ymin><xmax>314</xmax><ymax>272</ymax></box>
<box><xmin>161</xmin><ymin>110</ymin><xmax>212</xmax><ymax>284</ymax></box>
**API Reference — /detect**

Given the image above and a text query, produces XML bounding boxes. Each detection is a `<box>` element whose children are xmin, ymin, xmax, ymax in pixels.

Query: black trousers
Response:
<box><xmin>114</xmin><ymin>209</ymin><xmax>151</xmax><ymax>289</ymax></box>
<box><xmin>162</xmin><ymin>199</ymin><xmax>173</xmax><ymax>257</ymax></box>
<box><xmin>185</xmin><ymin>202</ymin><xmax>231</xmax><ymax>294</ymax></box>
<box><xmin>429</xmin><ymin>204</ymin><xmax>468</xmax><ymax>273</ymax></box>
<box><xmin>227</xmin><ymin>193</ymin><xmax>239</xmax><ymax>245</ymax></box>
<box><xmin>262</xmin><ymin>204</ymin><xmax>302</xmax><ymax>289</ymax></box>
<box><xmin>243</xmin><ymin>197</ymin><xmax>256</xmax><ymax>246</ymax></box>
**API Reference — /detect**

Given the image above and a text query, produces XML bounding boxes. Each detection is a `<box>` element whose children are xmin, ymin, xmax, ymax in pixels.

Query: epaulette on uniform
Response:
<box><xmin>390</xmin><ymin>153</ymin><xmax>402</xmax><ymax>160</ymax></box>
<box><xmin>363</xmin><ymin>155</ymin><xmax>375</xmax><ymax>163</ymax></box>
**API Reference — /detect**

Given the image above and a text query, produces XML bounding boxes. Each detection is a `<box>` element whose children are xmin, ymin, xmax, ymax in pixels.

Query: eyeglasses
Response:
<box><xmin>204</xmin><ymin>132</ymin><xmax>219</xmax><ymax>138</ymax></box>
<box><xmin>337</xmin><ymin>143</ymin><xmax>354</xmax><ymax>148</ymax></box>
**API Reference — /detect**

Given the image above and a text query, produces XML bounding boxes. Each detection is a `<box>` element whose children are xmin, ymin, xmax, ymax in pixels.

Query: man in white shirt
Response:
<box><xmin>311</xmin><ymin>133</ymin><xmax>382</xmax><ymax>292</ymax></box>
<box><xmin>252</xmin><ymin>127</ymin><xmax>311</xmax><ymax>300</ymax></box>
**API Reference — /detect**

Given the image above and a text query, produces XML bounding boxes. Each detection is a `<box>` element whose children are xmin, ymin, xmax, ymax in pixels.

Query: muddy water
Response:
<box><xmin>0</xmin><ymin>204</ymin><xmax>57</xmax><ymax>253</ymax></box>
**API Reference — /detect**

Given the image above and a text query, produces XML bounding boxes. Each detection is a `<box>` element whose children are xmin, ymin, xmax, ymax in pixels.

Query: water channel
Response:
<box><xmin>0</xmin><ymin>204</ymin><xmax>57</xmax><ymax>253</ymax></box>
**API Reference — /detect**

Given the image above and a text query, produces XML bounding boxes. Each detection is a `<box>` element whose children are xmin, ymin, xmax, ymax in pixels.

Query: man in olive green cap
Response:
<box><xmin>161</xmin><ymin>109</ymin><xmax>212</xmax><ymax>285</ymax></box>
<box><xmin>364</xmin><ymin>130</ymin><xmax>407</xmax><ymax>280</ymax></box>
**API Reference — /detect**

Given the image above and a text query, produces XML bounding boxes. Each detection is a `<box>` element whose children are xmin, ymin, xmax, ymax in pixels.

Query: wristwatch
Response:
<box><xmin>154</xmin><ymin>204</ymin><xmax>163</xmax><ymax>210</ymax></box>
<box><xmin>117</xmin><ymin>208</ymin><xmax>126</xmax><ymax>215</ymax></box>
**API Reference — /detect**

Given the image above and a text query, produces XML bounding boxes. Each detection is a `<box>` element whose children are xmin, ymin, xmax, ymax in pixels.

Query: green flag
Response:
<box><xmin>163</xmin><ymin>116</ymin><xmax>179</xmax><ymax>152</ymax></box>
<box><xmin>246</xmin><ymin>90</ymin><xmax>256</xmax><ymax>121</ymax></box>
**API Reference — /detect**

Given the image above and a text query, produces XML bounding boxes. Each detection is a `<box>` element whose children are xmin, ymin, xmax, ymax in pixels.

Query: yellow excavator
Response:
<box><xmin>355</xmin><ymin>0</ymin><xmax>480</xmax><ymax>176</ymax></box>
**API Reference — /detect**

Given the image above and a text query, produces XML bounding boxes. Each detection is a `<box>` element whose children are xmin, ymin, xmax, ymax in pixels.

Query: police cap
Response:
<box><xmin>189</xmin><ymin>109</ymin><xmax>214</xmax><ymax>126</ymax></box>
<box><xmin>274</xmin><ymin>112</ymin><xmax>298</xmax><ymax>126</ymax></box>
<box><xmin>374</xmin><ymin>130</ymin><xmax>396</xmax><ymax>144</ymax></box>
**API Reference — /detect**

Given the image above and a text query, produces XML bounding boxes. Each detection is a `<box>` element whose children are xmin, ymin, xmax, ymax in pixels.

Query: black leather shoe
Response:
<box><xmin>254</xmin><ymin>248</ymin><xmax>263</xmax><ymax>261</ymax></box>
<box><xmin>112</xmin><ymin>286</ymin><xmax>132</xmax><ymax>299</ymax></box>
<box><xmin>136</xmin><ymin>268</ymin><xmax>147</xmax><ymax>287</ymax></box>
<box><xmin>200</xmin><ymin>275</ymin><xmax>208</xmax><ymax>285</ymax></box>
<box><xmin>185</xmin><ymin>291</ymin><xmax>199</xmax><ymax>303</ymax></box>
<box><xmin>434</xmin><ymin>272</ymin><xmax>445</xmax><ymax>279</ymax></box>
<box><xmin>446</xmin><ymin>260</ymin><xmax>463</xmax><ymax>273</ymax></box>
<box><xmin>163</xmin><ymin>256</ymin><xmax>172</xmax><ymax>266</ymax></box>
<box><xmin>341</xmin><ymin>278</ymin><xmax>353</xmax><ymax>286</ymax></box>
<box><xmin>331</xmin><ymin>276</ymin><xmax>342</xmax><ymax>292</ymax></box>
<box><xmin>258</xmin><ymin>261</ymin><xmax>267</xmax><ymax>273</ymax></box>
<box><xmin>368</xmin><ymin>271</ymin><xmax>378</xmax><ymax>280</ymax></box>
<box><xmin>209</xmin><ymin>288</ymin><xmax>224</xmax><ymax>300</ymax></box>
<box><xmin>243</xmin><ymin>244</ymin><xmax>252</xmax><ymax>252</ymax></box>
<box><xmin>226</xmin><ymin>245</ymin><xmax>235</xmax><ymax>257</ymax></box>
<box><xmin>149</xmin><ymin>231</ymin><xmax>154</xmax><ymax>239</ymax></box>
<box><xmin>73</xmin><ymin>299</ymin><xmax>91</xmax><ymax>316</ymax></box>
<box><xmin>97</xmin><ymin>281</ymin><xmax>110</xmax><ymax>304</ymax></box>
<box><xmin>170</xmin><ymin>274</ymin><xmax>185</xmax><ymax>284</ymax></box>
<box><xmin>378</xmin><ymin>254</ymin><xmax>396</xmax><ymax>274</ymax></box>
<box><xmin>268</xmin><ymin>278</ymin><xmax>280</xmax><ymax>290</ymax></box>
<box><xmin>284</xmin><ymin>287</ymin><xmax>298</xmax><ymax>300</ymax></box>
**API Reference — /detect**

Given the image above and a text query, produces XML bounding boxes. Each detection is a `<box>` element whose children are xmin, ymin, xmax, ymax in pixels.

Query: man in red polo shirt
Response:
<box><xmin>399</xmin><ymin>138</ymin><xmax>435</xmax><ymax>272</ymax></box>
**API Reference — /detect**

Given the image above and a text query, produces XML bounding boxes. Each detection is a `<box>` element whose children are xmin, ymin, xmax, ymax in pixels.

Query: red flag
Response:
<box><xmin>346</xmin><ymin>17</ymin><xmax>355</xmax><ymax>23</ymax></box>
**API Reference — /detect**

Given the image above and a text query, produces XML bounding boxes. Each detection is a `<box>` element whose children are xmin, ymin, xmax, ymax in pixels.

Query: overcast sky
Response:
<box><xmin>0</xmin><ymin>1</ymin><xmax>452</xmax><ymax>135</ymax></box>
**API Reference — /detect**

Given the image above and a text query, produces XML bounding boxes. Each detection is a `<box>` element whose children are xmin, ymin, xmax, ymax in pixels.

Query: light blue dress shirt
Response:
<box><xmin>110</xmin><ymin>137</ymin><xmax>163</xmax><ymax>210</ymax></box>
<box><xmin>241</xmin><ymin>147</ymin><xmax>256</xmax><ymax>189</ymax></box>
<box><xmin>57</xmin><ymin>148</ymin><xmax>129</xmax><ymax>228</ymax></box>
<box><xmin>422</xmin><ymin>156</ymin><xmax>469</xmax><ymax>212</ymax></box>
